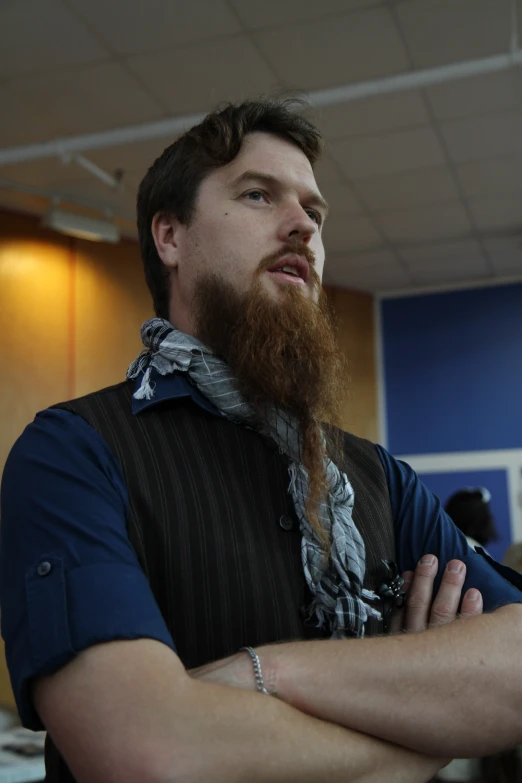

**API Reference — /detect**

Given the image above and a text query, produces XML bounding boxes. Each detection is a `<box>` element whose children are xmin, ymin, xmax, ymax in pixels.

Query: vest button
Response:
<box><xmin>37</xmin><ymin>561</ymin><xmax>52</xmax><ymax>577</ymax></box>
<box><xmin>279</xmin><ymin>515</ymin><xmax>295</xmax><ymax>532</ymax></box>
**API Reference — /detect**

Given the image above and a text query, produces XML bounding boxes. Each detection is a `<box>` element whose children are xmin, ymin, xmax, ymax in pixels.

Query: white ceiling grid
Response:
<box><xmin>0</xmin><ymin>0</ymin><xmax>521</xmax><ymax>293</ymax></box>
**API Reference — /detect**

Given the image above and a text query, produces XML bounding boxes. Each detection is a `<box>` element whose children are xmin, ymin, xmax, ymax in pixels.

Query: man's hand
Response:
<box><xmin>390</xmin><ymin>555</ymin><xmax>483</xmax><ymax>634</ymax></box>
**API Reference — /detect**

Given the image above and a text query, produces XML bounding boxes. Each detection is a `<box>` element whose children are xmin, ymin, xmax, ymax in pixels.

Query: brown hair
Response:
<box><xmin>137</xmin><ymin>99</ymin><xmax>324</xmax><ymax>319</ymax></box>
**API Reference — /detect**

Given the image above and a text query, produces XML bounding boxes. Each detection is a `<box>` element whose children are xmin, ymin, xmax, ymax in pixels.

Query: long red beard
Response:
<box><xmin>193</xmin><ymin>245</ymin><xmax>346</xmax><ymax>550</ymax></box>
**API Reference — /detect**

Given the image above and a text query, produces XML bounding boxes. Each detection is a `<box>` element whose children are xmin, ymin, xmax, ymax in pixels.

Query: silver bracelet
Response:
<box><xmin>240</xmin><ymin>646</ymin><xmax>273</xmax><ymax>696</ymax></box>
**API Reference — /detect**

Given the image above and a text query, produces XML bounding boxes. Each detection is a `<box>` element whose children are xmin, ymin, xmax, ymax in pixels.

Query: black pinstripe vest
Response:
<box><xmin>46</xmin><ymin>379</ymin><xmax>396</xmax><ymax>781</ymax></box>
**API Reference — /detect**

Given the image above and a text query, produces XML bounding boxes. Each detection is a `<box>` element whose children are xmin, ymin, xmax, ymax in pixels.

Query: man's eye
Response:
<box><xmin>244</xmin><ymin>190</ymin><xmax>266</xmax><ymax>202</ymax></box>
<box><xmin>307</xmin><ymin>209</ymin><xmax>321</xmax><ymax>225</ymax></box>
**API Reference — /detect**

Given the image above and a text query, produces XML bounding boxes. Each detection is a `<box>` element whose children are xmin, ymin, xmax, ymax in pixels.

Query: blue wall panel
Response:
<box><xmin>418</xmin><ymin>468</ymin><xmax>511</xmax><ymax>563</ymax></box>
<box><xmin>382</xmin><ymin>284</ymin><xmax>522</xmax><ymax>455</ymax></box>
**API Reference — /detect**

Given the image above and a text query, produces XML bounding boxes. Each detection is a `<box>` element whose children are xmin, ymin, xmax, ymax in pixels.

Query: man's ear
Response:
<box><xmin>151</xmin><ymin>212</ymin><xmax>184</xmax><ymax>270</ymax></box>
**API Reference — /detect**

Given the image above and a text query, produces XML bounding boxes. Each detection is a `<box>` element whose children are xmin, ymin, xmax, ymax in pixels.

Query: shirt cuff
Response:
<box><xmin>20</xmin><ymin>560</ymin><xmax>175</xmax><ymax>730</ymax></box>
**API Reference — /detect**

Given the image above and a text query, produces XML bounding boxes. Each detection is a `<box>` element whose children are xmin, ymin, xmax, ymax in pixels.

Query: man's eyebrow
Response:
<box><xmin>230</xmin><ymin>169</ymin><xmax>330</xmax><ymax>217</ymax></box>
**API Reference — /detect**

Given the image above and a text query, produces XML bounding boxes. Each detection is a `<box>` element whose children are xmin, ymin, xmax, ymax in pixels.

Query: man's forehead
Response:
<box><xmin>221</xmin><ymin>132</ymin><xmax>316</xmax><ymax>186</ymax></box>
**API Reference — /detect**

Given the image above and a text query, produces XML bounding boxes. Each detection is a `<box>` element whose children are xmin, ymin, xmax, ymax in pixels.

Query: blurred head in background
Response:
<box><xmin>444</xmin><ymin>488</ymin><xmax>498</xmax><ymax>550</ymax></box>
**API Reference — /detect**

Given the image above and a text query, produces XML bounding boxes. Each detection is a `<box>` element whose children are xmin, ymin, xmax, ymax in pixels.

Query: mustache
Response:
<box><xmin>256</xmin><ymin>240</ymin><xmax>316</xmax><ymax>275</ymax></box>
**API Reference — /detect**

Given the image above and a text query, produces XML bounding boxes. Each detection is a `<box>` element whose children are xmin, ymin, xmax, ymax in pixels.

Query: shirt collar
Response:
<box><xmin>132</xmin><ymin>368</ymin><xmax>222</xmax><ymax>418</ymax></box>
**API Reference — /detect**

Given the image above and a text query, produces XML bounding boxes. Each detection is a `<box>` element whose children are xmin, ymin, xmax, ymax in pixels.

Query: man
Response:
<box><xmin>1</xmin><ymin>99</ymin><xmax>521</xmax><ymax>783</ymax></box>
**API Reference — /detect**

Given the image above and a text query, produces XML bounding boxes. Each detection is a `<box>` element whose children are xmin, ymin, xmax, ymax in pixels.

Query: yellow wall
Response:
<box><xmin>326</xmin><ymin>286</ymin><xmax>378</xmax><ymax>442</ymax></box>
<box><xmin>0</xmin><ymin>208</ymin><xmax>377</xmax><ymax>711</ymax></box>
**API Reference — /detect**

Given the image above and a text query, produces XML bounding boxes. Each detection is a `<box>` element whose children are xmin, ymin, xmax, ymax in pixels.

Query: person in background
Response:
<box><xmin>445</xmin><ymin>487</ymin><xmax>499</xmax><ymax>554</ymax></box>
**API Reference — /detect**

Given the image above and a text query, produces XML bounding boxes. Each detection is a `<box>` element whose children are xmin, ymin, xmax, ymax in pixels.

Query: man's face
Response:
<box><xmin>165</xmin><ymin>131</ymin><xmax>328</xmax><ymax>332</ymax></box>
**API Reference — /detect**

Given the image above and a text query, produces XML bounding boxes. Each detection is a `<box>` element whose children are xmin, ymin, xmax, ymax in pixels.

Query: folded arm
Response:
<box><xmin>34</xmin><ymin>638</ymin><xmax>445</xmax><ymax>783</ymax></box>
<box><xmin>195</xmin><ymin>556</ymin><xmax>521</xmax><ymax>759</ymax></box>
<box><xmin>260</xmin><ymin>558</ymin><xmax>522</xmax><ymax>758</ymax></box>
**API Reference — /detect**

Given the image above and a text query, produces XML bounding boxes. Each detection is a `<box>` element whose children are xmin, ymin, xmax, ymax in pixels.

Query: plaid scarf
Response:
<box><xmin>128</xmin><ymin>318</ymin><xmax>381</xmax><ymax>638</ymax></box>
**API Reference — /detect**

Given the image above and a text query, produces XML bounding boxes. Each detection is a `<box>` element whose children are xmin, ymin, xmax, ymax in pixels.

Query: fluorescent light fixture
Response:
<box><xmin>42</xmin><ymin>208</ymin><xmax>120</xmax><ymax>243</ymax></box>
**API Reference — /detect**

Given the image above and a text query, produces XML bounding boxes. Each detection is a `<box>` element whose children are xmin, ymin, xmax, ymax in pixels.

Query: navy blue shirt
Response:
<box><xmin>1</xmin><ymin>370</ymin><xmax>521</xmax><ymax>730</ymax></box>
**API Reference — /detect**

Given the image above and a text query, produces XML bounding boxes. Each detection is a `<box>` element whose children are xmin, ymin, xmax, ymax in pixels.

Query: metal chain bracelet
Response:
<box><xmin>240</xmin><ymin>646</ymin><xmax>273</xmax><ymax>696</ymax></box>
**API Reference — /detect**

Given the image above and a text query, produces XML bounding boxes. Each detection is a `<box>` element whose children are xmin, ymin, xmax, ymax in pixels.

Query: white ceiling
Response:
<box><xmin>1</xmin><ymin>0</ymin><xmax>522</xmax><ymax>293</ymax></box>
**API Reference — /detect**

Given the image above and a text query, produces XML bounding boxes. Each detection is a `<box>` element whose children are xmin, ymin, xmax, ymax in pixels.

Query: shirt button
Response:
<box><xmin>37</xmin><ymin>561</ymin><xmax>52</xmax><ymax>577</ymax></box>
<box><xmin>279</xmin><ymin>515</ymin><xmax>295</xmax><ymax>532</ymax></box>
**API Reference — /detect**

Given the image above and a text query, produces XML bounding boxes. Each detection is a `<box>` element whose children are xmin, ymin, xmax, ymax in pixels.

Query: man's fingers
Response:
<box><xmin>389</xmin><ymin>571</ymin><xmax>413</xmax><ymax>634</ymax></box>
<box><xmin>460</xmin><ymin>588</ymin><xmax>484</xmax><ymax>619</ymax></box>
<box><xmin>428</xmin><ymin>560</ymin><xmax>466</xmax><ymax>628</ymax></box>
<box><xmin>404</xmin><ymin>555</ymin><xmax>438</xmax><ymax>632</ymax></box>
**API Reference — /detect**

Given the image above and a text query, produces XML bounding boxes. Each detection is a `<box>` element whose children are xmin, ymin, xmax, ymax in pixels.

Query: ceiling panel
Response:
<box><xmin>441</xmin><ymin>110</ymin><xmax>522</xmax><ymax>163</ymax></box>
<box><xmin>253</xmin><ymin>7</ymin><xmax>409</xmax><ymax>92</ymax></box>
<box><xmin>0</xmin><ymin>158</ymin><xmax>98</xmax><ymax>189</ymax></box>
<box><xmin>7</xmin><ymin>61</ymin><xmax>165</xmax><ymax>138</ymax></box>
<box><xmin>457</xmin><ymin>154</ymin><xmax>522</xmax><ymax>198</ymax></box>
<box><xmin>320</xmin><ymin>184</ymin><xmax>362</xmax><ymax>216</ymax></box>
<box><xmin>335</xmin><ymin>263</ymin><xmax>410</xmax><ymax>291</ymax></box>
<box><xmin>407</xmin><ymin>257</ymin><xmax>490</xmax><ymax>284</ymax></box>
<box><xmin>229</xmin><ymin>0</ymin><xmax>379</xmax><ymax>29</ymax></box>
<box><xmin>312</xmin><ymin>91</ymin><xmax>429</xmax><ymax>140</ymax></box>
<box><xmin>483</xmin><ymin>236</ymin><xmax>522</xmax><ymax>275</ymax></box>
<box><xmin>355</xmin><ymin>166</ymin><xmax>460</xmax><ymax>211</ymax></box>
<box><xmin>0</xmin><ymin>86</ymin><xmax>59</xmax><ymax>146</ymax></box>
<box><xmin>323</xmin><ymin>215</ymin><xmax>382</xmax><ymax>252</ymax></box>
<box><xmin>88</xmin><ymin>138</ymin><xmax>175</xmax><ymax>179</ymax></box>
<box><xmin>395</xmin><ymin>0</ymin><xmax>511</xmax><ymax>69</ymax></box>
<box><xmin>468</xmin><ymin>195</ymin><xmax>522</xmax><ymax>231</ymax></box>
<box><xmin>0</xmin><ymin>0</ymin><xmax>109</xmax><ymax>79</ymax></box>
<box><xmin>399</xmin><ymin>238</ymin><xmax>484</xmax><ymax>265</ymax></box>
<box><xmin>426</xmin><ymin>70</ymin><xmax>522</xmax><ymax>122</ymax></box>
<box><xmin>68</xmin><ymin>0</ymin><xmax>241</xmax><ymax>55</ymax></box>
<box><xmin>330</xmin><ymin>127</ymin><xmax>445</xmax><ymax>179</ymax></box>
<box><xmin>375</xmin><ymin>201</ymin><xmax>472</xmax><ymax>243</ymax></box>
<box><xmin>314</xmin><ymin>152</ymin><xmax>345</xmax><ymax>186</ymax></box>
<box><xmin>333</xmin><ymin>249</ymin><xmax>398</xmax><ymax>270</ymax></box>
<box><xmin>126</xmin><ymin>35</ymin><xmax>280</xmax><ymax>115</ymax></box>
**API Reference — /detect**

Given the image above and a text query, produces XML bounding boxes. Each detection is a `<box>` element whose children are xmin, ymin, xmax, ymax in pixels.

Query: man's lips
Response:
<box><xmin>267</xmin><ymin>254</ymin><xmax>310</xmax><ymax>284</ymax></box>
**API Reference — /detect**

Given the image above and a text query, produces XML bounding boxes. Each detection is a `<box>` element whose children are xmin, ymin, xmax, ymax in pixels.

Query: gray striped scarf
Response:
<box><xmin>127</xmin><ymin>318</ymin><xmax>381</xmax><ymax>638</ymax></box>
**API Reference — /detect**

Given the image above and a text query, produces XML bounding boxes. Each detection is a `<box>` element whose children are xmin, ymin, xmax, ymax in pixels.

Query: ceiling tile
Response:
<box><xmin>483</xmin><ymin>235</ymin><xmax>522</xmax><ymax>274</ymax></box>
<box><xmin>336</xmin><ymin>264</ymin><xmax>410</xmax><ymax>291</ymax></box>
<box><xmin>408</xmin><ymin>257</ymin><xmax>490</xmax><ymax>284</ymax></box>
<box><xmin>230</xmin><ymin>0</ymin><xmax>379</xmax><ymax>29</ymax></box>
<box><xmin>441</xmin><ymin>110</ymin><xmax>522</xmax><ymax>163</ymax></box>
<box><xmin>52</xmin><ymin>179</ymin><xmax>136</xmax><ymax>215</ymax></box>
<box><xmin>457</xmin><ymin>154</ymin><xmax>522</xmax><ymax>198</ymax></box>
<box><xmin>253</xmin><ymin>7</ymin><xmax>409</xmax><ymax>92</ymax></box>
<box><xmin>356</xmin><ymin>166</ymin><xmax>460</xmax><ymax>211</ymax></box>
<box><xmin>88</xmin><ymin>138</ymin><xmax>175</xmax><ymax>179</ymax></box>
<box><xmin>314</xmin><ymin>152</ymin><xmax>344</xmax><ymax>186</ymax></box>
<box><xmin>0</xmin><ymin>158</ymin><xmax>96</xmax><ymax>189</ymax></box>
<box><xmin>314</xmin><ymin>91</ymin><xmax>429</xmax><ymax>140</ymax></box>
<box><xmin>395</xmin><ymin>0</ymin><xmax>511</xmax><ymax>69</ymax></box>
<box><xmin>0</xmin><ymin>85</ymin><xmax>59</xmax><ymax>146</ymax></box>
<box><xmin>328</xmin><ymin>248</ymin><xmax>397</xmax><ymax>271</ymax></box>
<box><xmin>323</xmin><ymin>215</ymin><xmax>382</xmax><ymax>252</ymax></box>
<box><xmin>6</xmin><ymin>61</ymin><xmax>165</xmax><ymax>137</ymax></box>
<box><xmin>68</xmin><ymin>0</ymin><xmax>241</xmax><ymax>55</ymax></box>
<box><xmin>375</xmin><ymin>201</ymin><xmax>472</xmax><ymax>243</ymax></box>
<box><xmin>0</xmin><ymin>0</ymin><xmax>109</xmax><ymax>78</ymax></box>
<box><xmin>126</xmin><ymin>35</ymin><xmax>280</xmax><ymax>115</ymax></box>
<box><xmin>489</xmin><ymin>253</ymin><xmax>522</xmax><ymax>275</ymax></box>
<box><xmin>399</xmin><ymin>238</ymin><xmax>483</xmax><ymax>264</ymax></box>
<box><xmin>330</xmin><ymin>127</ymin><xmax>445</xmax><ymax>179</ymax></box>
<box><xmin>482</xmin><ymin>235</ymin><xmax>522</xmax><ymax>255</ymax></box>
<box><xmin>468</xmin><ymin>195</ymin><xmax>522</xmax><ymax>231</ymax></box>
<box><xmin>426</xmin><ymin>70</ymin><xmax>522</xmax><ymax>121</ymax></box>
<box><xmin>321</xmin><ymin>184</ymin><xmax>362</xmax><ymax>217</ymax></box>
